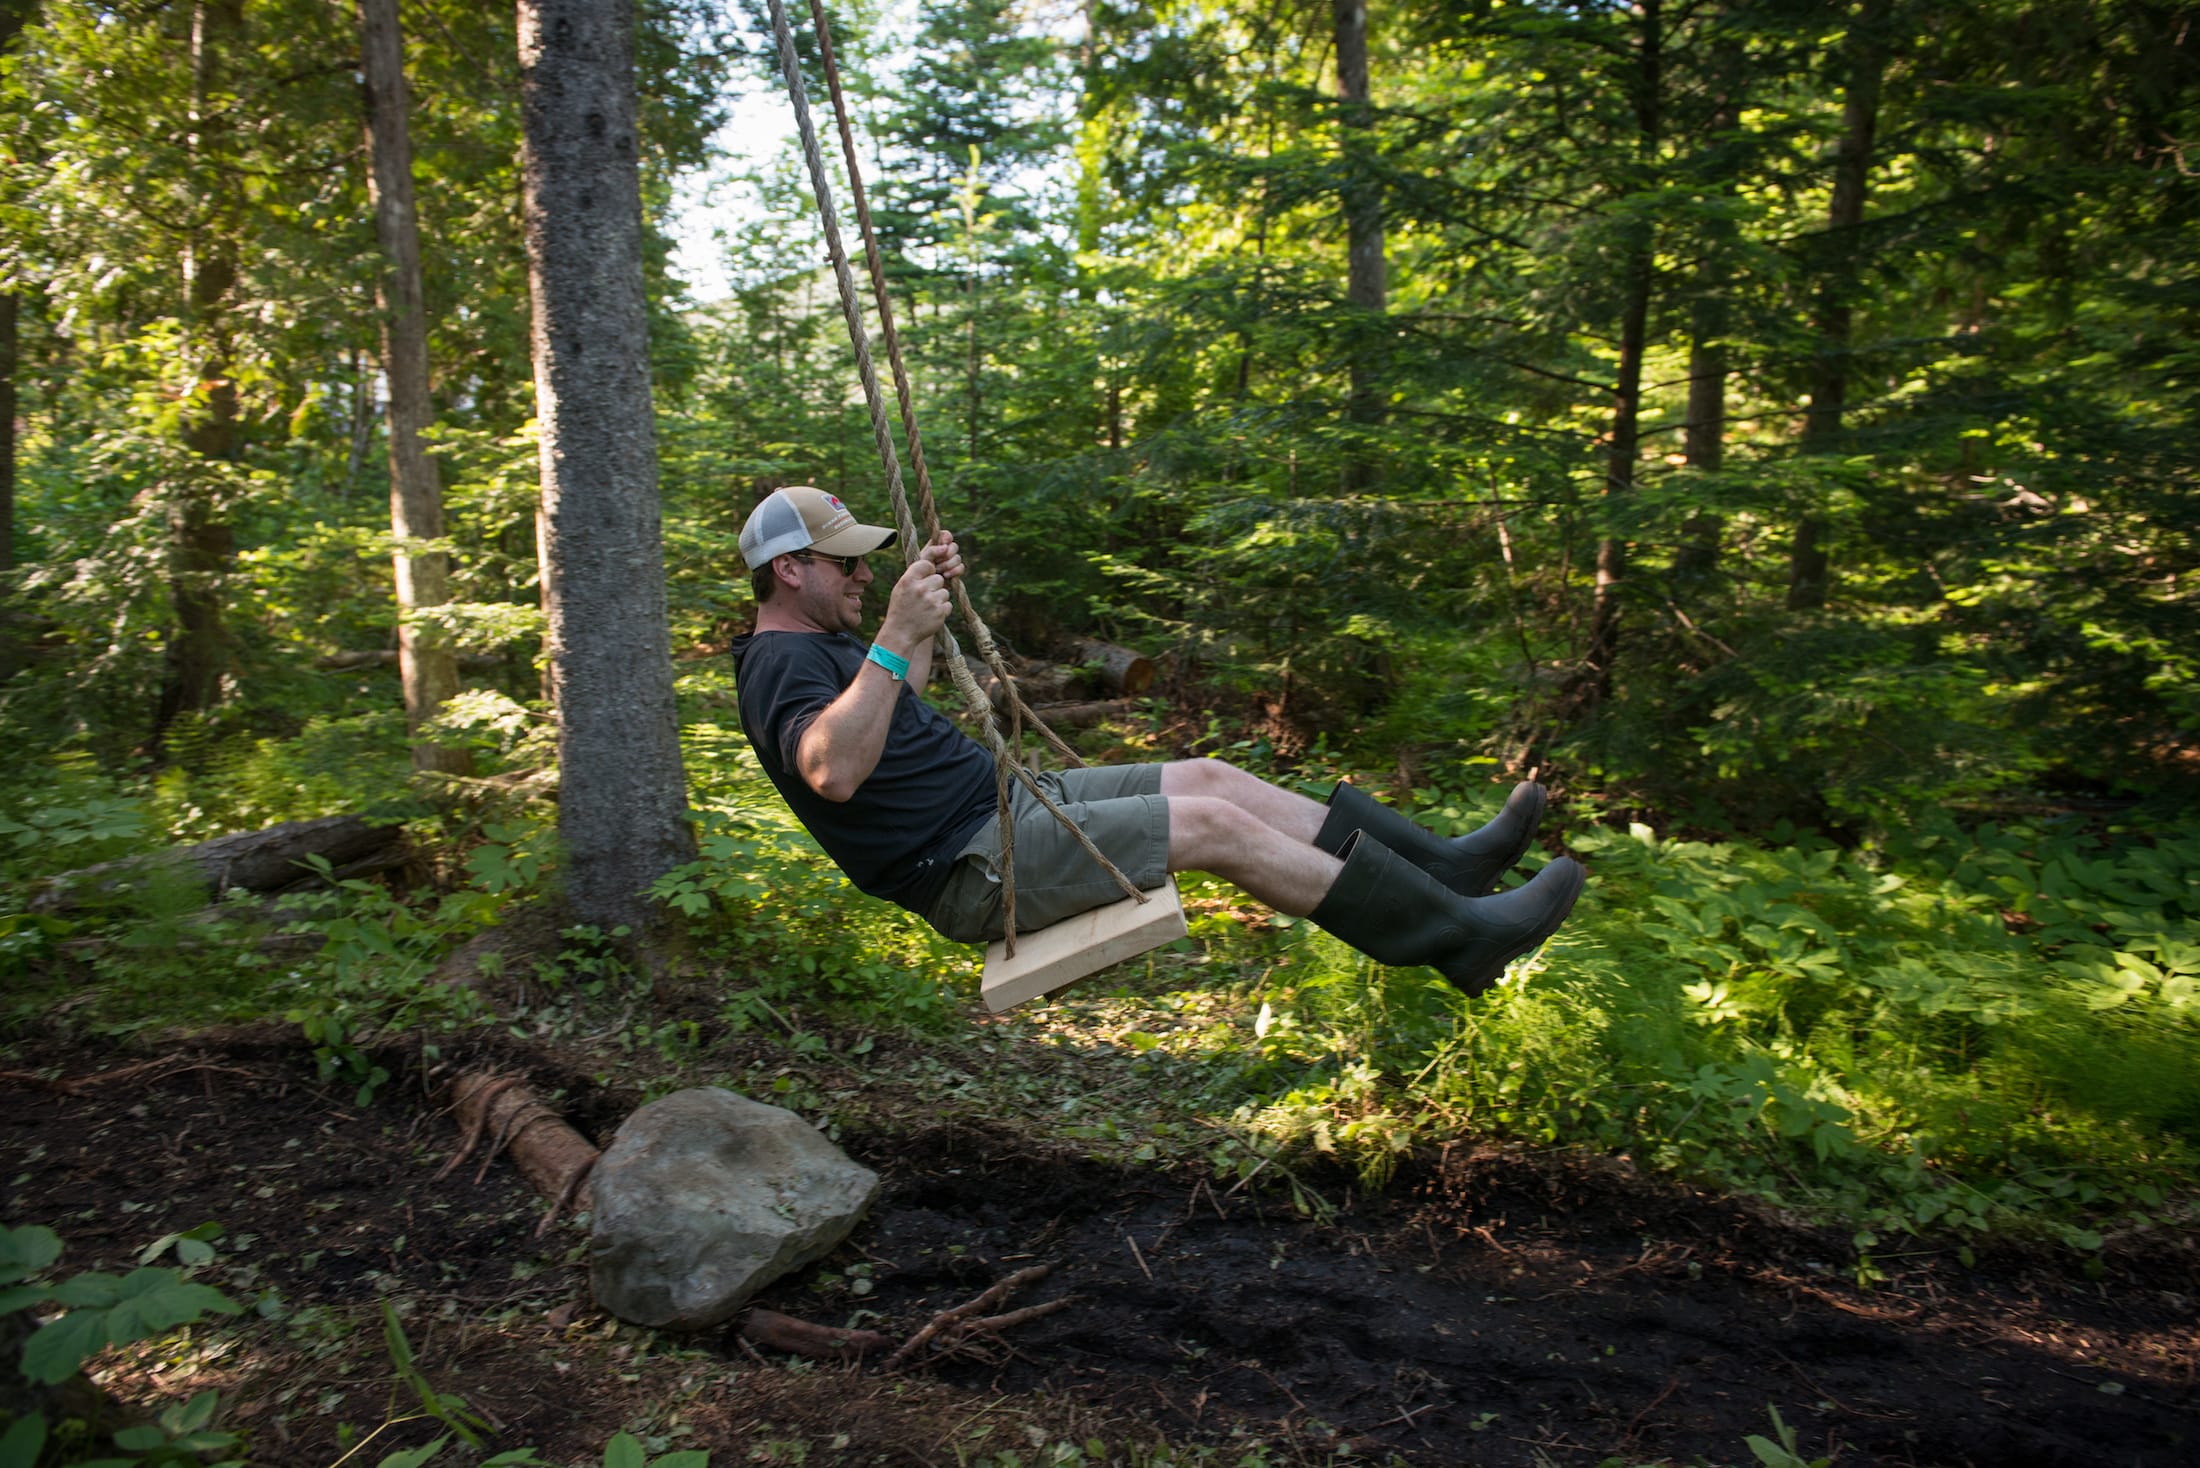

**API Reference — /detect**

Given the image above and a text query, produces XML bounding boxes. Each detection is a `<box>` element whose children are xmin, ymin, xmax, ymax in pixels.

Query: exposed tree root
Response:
<box><xmin>886</xmin><ymin>1263</ymin><xmax>1057</xmax><ymax>1369</ymax></box>
<box><xmin>441</xmin><ymin>1070</ymin><xmax>599</xmax><ymax>1224</ymax></box>
<box><xmin>738</xmin><ymin>1309</ymin><xmax>893</xmax><ymax>1360</ymax></box>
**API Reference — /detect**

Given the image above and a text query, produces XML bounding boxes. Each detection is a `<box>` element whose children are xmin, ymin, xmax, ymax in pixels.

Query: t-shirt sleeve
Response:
<box><xmin>746</xmin><ymin>640</ymin><xmax>849</xmax><ymax>780</ymax></box>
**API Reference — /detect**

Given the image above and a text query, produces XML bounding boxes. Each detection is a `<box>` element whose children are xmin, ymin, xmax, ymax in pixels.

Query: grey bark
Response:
<box><xmin>517</xmin><ymin>0</ymin><xmax>693</xmax><ymax>932</ymax></box>
<box><xmin>360</xmin><ymin>0</ymin><xmax>470</xmax><ymax>778</ymax></box>
<box><xmin>1334</xmin><ymin>0</ymin><xmax>1385</xmax><ymax>488</ymax></box>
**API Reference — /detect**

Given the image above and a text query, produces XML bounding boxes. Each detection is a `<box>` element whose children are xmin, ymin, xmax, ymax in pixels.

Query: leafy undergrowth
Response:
<box><xmin>3</xmin><ymin>710</ymin><xmax>2198</xmax><ymax>1466</ymax></box>
<box><xmin>7</xmin><ymin>709</ymin><xmax>2197</xmax><ymax>1267</ymax></box>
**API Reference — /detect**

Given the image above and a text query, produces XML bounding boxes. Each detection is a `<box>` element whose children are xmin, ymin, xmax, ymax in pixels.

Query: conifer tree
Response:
<box><xmin>518</xmin><ymin>0</ymin><xmax>694</xmax><ymax>932</ymax></box>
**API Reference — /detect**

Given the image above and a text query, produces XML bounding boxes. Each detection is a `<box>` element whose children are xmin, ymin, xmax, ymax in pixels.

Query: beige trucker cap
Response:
<box><xmin>738</xmin><ymin>486</ymin><xmax>896</xmax><ymax>569</ymax></box>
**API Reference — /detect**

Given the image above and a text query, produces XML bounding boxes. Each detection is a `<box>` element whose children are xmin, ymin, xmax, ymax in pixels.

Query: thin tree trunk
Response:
<box><xmin>0</xmin><ymin>6</ymin><xmax>30</xmax><ymax>597</ymax></box>
<box><xmin>1684</xmin><ymin>300</ymin><xmax>1726</xmax><ymax>471</ymax></box>
<box><xmin>1583</xmin><ymin>0</ymin><xmax>1660</xmax><ymax>703</ymax></box>
<box><xmin>1</xmin><ymin>291</ymin><xmax>14</xmax><ymax>579</ymax></box>
<box><xmin>1074</xmin><ymin>0</ymin><xmax>1103</xmax><ymax>306</ymax></box>
<box><xmin>518</xmin><ymin>0</ymin><xmax>694</xmax><ymax>934</ymax></box>
<box><xmin>155</xmin><ymin>0</ymin><xmax>243</xmax><ymax>752</ymax></box>
<box><xmin>1334</xmin><ymin>0</ymin><xmax>1385</xmax><ymax>490</ymax></box>
<box><xmin>1677</xmin><ymin>56</ymin><xmax>1740</xmax><ymax>588</ymax></box>
<box><xmin>1793</xmin><ymin>0</ymin><xmax>1888</xmax><ymax>611</ymax></box>
<box><xmin>360</xmin><ymin>0</ymin><xmax>470</xmax><ymax>778</ymax></box>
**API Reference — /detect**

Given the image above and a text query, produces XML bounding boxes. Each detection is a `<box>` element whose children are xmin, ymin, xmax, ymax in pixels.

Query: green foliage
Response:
<box><xmin>602</xmin><ymin>1429</ymin><xmax>709</xmax><ymax>1468</ymax></box>
<box><xmin>1743</xmin><ymin>1405</ymin><xmax>1833</xmax><ymax>1468</ymax></box>
<box><xmin>648</xmin><ymin>798</ymin><xmax>967</xmax><ymax>1033</ymax></box>
<box><xmin>1221</xmin><ymin>806</ymin><xmax>2197</xmax><ymax>1244</ymax></box>
<box><xmin>1</xmin><ymin>1224</ymin><xmax>246</xmax><ymax>1468</ymax></box>
<box><xmin>376</xmin><ymin>1299</ymin><xmax>490</xmax><ymax>1451</ymax></box>
<box><xmin>274</xmin><ymin>860</ymin><xmax>509</xmax><ymax>1103</ymax></box>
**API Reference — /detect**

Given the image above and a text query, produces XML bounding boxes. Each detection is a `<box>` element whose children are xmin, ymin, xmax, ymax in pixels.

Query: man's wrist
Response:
<box><xmin>866</xmin><ymin>642</ymin><xmax>911</xmax><ymax>682</ymax></box>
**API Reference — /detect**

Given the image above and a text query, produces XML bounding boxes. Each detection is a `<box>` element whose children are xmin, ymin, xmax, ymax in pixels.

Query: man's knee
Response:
<box><xmin>1161</xmin><ymin>757</ymin><xmax>1241</xmax><ymax>799</ymax></box>
<box><xmin>1167</xmin><ymin>793</ymin><xmax>1261</xmax><ymax>867</ymax></box>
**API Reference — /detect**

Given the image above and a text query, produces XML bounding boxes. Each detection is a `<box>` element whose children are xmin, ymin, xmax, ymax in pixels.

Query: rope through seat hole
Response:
<box><xmin>763</xmin><ymin>0</ymin><xmax>1148</xmax><ymax>955</ymax></box>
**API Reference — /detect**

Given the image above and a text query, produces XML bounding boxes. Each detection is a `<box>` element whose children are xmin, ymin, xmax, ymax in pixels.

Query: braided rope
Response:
<box><xmin>763</xmin><ymin>0</ymin><xmax>1145</xmax><ymax>953</ymax></box>
<box><xmin>805</xmin><ymin>0</ymin><xmax>1089</xmax><ymax>775</ymax></box>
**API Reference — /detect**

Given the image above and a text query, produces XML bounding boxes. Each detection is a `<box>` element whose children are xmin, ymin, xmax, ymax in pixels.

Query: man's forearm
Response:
<box><xmin>795</xmin><ymin>658</ymin><xmax>904</xmax><ymax>801</ymax></box>
<box><xmin>905</xmin><ymin>633</ymin><xmax>939</xmax><ymax>694</ymax></box>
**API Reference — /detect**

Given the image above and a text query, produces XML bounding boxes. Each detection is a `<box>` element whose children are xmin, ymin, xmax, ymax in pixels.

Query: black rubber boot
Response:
<box><xmin>1313</xmin><ymin>781</ymin><xmax>1548</xmax><ymax>898</ymax></box>
<box><xmin>1307</xmin><ymin>832</ymin><xmax>1586</xmax><ymax>996</ymax></box>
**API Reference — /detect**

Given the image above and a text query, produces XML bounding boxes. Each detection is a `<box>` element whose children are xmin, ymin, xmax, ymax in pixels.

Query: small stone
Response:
<box><xmin>588</xmin><ymin>1087</ymin><xmax>879</xmax><ymax>1329</ymax></box>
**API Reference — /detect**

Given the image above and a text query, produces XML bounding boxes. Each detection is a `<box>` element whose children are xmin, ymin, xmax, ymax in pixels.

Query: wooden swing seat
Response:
<box><xmin>981</xmin><ymin>876</ymin><xmax>1187</xmax><ymax>1013</ymax></box>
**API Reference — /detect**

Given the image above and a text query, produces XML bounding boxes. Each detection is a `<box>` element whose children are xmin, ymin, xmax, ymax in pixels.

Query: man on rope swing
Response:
<box><xmin>727</xmin><ymin>485</ymin><xmax>1586</xmax><ymax>995</ymax></box>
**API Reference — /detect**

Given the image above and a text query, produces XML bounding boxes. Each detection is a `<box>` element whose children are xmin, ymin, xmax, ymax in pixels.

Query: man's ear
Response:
<box><xmin>773</xmin><ymin>553</ymin><xmax>805</xmax><ymax>592</ymax></box>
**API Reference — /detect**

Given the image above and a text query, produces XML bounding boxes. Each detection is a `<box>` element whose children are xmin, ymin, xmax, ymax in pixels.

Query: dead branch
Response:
<box><xmin>960</xmin><ymin>1297</ymin><xmax>1073</xmax><ymax>1337</ymax></box>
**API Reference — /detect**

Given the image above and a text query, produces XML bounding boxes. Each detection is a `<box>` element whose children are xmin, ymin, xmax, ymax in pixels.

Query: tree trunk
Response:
<box><xmin>1677</xmin><ymin>50</ymin><xmax>1740</xmax><ymax>589</ymax></box>
<box><xmin>1334</xmin><ymin>0</ymin><xmax>1385</xmax><ymax>489</ymax></box>
<box><xmin>1074</xmin><ymin>0</ymin><xmax>1103</xmax><ymax>305</ymax></box>
<box><xmin>1678</xmin><ymin>309</ymin><xmax>1726</xmax><ymax>585</ymax></box>
<box><xmin>360</xmin><ymin>0</ymin><xmax>471</xmax><ymax>778</ymax></box>
<box><xmin>1793</xmin><ymin>0</ymin><xmax>1888</xmax><ymax>611</ymax></box>
<box><xmin>1583</xmin><ymin>0</ymin><xmax>1661</xmax><ymax>703</ymax></box>
<box><xmin>517</xmin><ymin>0</ymin><xmax>694</xmax><ymax>934</ymax></box>
<box><xmin>154</xmin><ymin>0</ymin><xmax>244</xmax><ymax>753</ymax></box>
<box><xmin>0</xmin><ymin>6</ymin><xmax>31</xmax><ymax>597</ymax></box>
<box><xmin>1</xmin><ymin>290</ymin><xmax>15</xmax><ymax>580</ymax></box>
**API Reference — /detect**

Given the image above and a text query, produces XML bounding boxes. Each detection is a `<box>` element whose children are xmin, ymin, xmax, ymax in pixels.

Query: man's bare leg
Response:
<box><xmin>1160</xmin><ymin>759</ymin><xmax>1324</xmax><ymax>844</ymax></box>
<box><xmin>1157</xmin><ymin>757</ymin><xmax>1584</xmax><ymax>996</ymax></box>
<box><xmin>1164</xmin><ymin>793</ymin><xmax>1339</xmax><ymax>916</ymax></box>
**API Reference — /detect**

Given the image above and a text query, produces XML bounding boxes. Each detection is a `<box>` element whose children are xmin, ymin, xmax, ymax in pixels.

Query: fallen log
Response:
<box><xmin>32</xmin><ymin>815</ymin><xmax>405</xmax><ymax>913</ymax></box>
<box><xmin>970</xmin><ymin>659</ymin><xmax>1073</xmax><ymax>711</ymax></box>
<box><xmin>1067</xmin><ymin>639</ymin><xmax>1155</xmax><ymax>697</ymax></box>
<box><xmin>1026</xmin><ymin>698</ymin><xmax>1138</xmax><ymax>730</ymax></box>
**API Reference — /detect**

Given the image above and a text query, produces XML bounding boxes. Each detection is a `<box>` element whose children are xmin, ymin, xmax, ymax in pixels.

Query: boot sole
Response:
<box><xmin>1442</xmin><ymin>857</ymin><xmax>1586</xmax><ymax>994</ymax></box>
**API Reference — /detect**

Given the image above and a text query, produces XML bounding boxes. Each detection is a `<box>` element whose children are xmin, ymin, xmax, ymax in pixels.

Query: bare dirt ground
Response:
<box><xmin>5</xmin><ymin>1034</ymin><xmax>2196</xmax><ymax>1466</ymax></box>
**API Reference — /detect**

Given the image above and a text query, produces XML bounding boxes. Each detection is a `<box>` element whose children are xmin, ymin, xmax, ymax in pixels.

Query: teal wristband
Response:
<box><xmin>866</xmin><ymin>643</ymin><xmax>910</xmax><ymax>681</ymax></box>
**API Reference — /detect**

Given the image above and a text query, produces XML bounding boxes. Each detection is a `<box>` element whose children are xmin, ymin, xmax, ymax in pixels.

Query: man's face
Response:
<box><xmin>785</xmin><ymin>550</ymin><xmax>876</xmax><ymax>634</ymax></box>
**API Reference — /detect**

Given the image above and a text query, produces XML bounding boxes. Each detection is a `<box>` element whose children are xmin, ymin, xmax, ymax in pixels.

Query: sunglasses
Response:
<box><xmin>790</xmin><ymin>550</ymin><xmax>870</xmax><ymax>576</ymax></box>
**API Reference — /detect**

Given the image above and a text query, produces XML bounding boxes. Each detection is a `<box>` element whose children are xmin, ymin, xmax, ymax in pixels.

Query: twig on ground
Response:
<box><xmin>960</xmin><ymin>1297</ymin><xmax>1073</xmax><ymax>1337</ymax></box>
<box><xmin>1369</xmin><ymin>1402</ymin><xmax>1435</xmax><ymax>1431</ymax></box>
<box><xmin>887</xmin><ymin>1263</ymin><xmax>1055</xmax><ymax>1369</ymax></box>
<box><xmin>0</xmin><ymin>1069</ymin><xmax>83</xmax><ymax>1095</ymax></box>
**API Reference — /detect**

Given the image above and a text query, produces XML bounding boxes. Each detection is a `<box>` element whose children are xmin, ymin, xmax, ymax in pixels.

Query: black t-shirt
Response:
<box><xmin>729</xmin><ymin>631</ymin><xmax>997</xmax><ymax>915</ymax></box>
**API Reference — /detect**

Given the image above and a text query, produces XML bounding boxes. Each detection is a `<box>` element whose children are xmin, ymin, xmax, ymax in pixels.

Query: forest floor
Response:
<box><xmin>5</xmin><ymin>1023</ymin><xmax>2196</xmax><ymax>1468</ymax></box>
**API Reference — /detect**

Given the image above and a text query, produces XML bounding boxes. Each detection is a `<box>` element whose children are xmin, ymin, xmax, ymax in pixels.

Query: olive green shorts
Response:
<box><xmin>922</xmin><ymin>763</ymin><xmax>1170</xmax><ymax>944</ymax></box>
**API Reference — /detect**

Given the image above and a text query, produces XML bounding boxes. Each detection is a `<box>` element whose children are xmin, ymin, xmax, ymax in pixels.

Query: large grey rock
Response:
<box><xmin>588</xmin><ymin>1087</ymin><xmax>879</xmax><ymax>1330</ymax></box>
